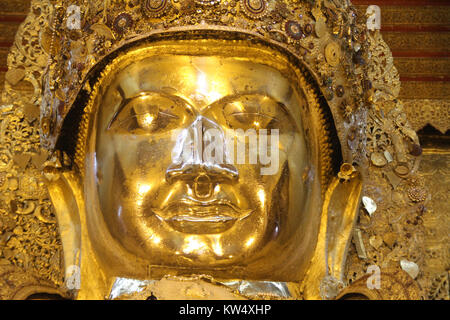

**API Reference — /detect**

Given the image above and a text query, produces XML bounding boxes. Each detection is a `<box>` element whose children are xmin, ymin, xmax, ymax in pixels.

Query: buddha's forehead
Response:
<box><xmin>115</xmin><ymin>55</ymin><xmax>293</xmax><ymax>102</ymax></box>
<box><xmin>99</xmin><ymin>48</ymin><xmax>307</xmax><ymax>132</ymax></box>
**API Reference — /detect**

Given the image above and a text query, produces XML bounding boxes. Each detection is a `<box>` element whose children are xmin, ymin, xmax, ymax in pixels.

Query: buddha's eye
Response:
<box><xmin>109</xmin><ymin>94</ymin><xmax>192</xmax><ymax>134</ymax></box>
<box><xmin>223</xmin><ymin>95</ymin><xmax>290</xmax><ymax>131</ymax></box>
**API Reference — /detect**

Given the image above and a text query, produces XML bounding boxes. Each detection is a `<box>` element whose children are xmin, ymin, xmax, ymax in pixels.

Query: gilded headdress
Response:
<box><xmin>0</xmin><ymin>0</ymin><xmax>428</xmax><ymax>300</ymax></box>
<box><xmin>38</xmin><ymin>0</ymin><xmax>370</xmax><ymax>168</ymax></box>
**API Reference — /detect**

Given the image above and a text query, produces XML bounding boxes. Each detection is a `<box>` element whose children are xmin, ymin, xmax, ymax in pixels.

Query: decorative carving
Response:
<box><xmin>343</xmin><ymin>29</ymin><xmax>429</xmax><ymax>299</ymax></box>
<box><xmin>338</xmin><ymin>269</ymin><xmax>422</xmax><ymax>300</ymax></box>
<box><xmin>403</xmin><ymin>99</ymin><xmax>450</xmax><ymax>134</ymax></box>
<box><xmin>0</xmin><ymin>0</ymin><xmax>443</xmax><ymax>300</ymax></box>
<box><xmin>0</xmin><ymin>106</ymin><xmax>64</xmax><ymax>299</ymax></box>
<box><xmin>417</xmin><ymin>151</ymin><xmax>450</xmax><ymax>300</ymax></box>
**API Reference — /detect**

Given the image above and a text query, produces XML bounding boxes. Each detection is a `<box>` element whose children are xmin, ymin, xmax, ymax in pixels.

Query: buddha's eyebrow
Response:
<box><xmin>117</xmin><ymin>85</ymin><xmax>126</xmax><ymax>100</ymax></box>
<box><xmin>107</xmin><ymin>90</ymin><xmax>193</xmax><ymax>130</ymax></box>
<box><xmin>105</xmin><ymin>86</ymin><xmax>127</xmax><ymax>129</ymax></box>
<box><xmin>201</xmin><ymin>92</ymin><xmax>276</xmax><ymax>112</ymax></box>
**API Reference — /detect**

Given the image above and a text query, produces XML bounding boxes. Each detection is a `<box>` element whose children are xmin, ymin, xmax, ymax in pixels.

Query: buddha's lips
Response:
<box><xmin>153</xmin><ymin>199</ymin><xmax>252</xmax><ymax>222</ymax></box>
<box><xmin>152</xmin><ymin>199</ymin><xmax>252</xmax><ymax>233</ymax></box>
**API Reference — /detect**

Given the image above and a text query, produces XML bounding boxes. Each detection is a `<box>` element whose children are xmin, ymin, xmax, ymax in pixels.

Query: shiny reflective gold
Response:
<box><xmin>325</xmin><ymin>41</ymin><xmax>341</xmax><ymax>67</ymax></box>
<box><xmin>77</xmin><ymin>40</ymin><xmax>331</xmax><ymax>284</ymax></box>
<box><xmin>0</xmin><ymin>0</ymin><xmax>434</xmax><ymax>301</ymax></box>
<box><xmin>337</xmin><ymin>163</ymin><xmax>356</xmax><ymax>181</ymax></box>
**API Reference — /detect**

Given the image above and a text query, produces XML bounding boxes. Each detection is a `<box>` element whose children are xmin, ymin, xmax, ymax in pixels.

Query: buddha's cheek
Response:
<box><xmin>110</xmin><ymin>135</ymin><xmax>175</xmax><ymax>175</ymax></box>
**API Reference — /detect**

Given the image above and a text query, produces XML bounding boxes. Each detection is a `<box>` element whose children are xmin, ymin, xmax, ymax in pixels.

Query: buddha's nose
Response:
<box><xmin>166</xmin><ymin>116</ymin><xmax>238</xmax><ymax>191</ymax></box>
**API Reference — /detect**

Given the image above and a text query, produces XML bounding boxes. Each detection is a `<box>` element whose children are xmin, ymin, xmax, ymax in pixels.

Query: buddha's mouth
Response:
<box><xmin>152</xmin><ymin>199</ymin><xmax>253</xmax><ymax>234</ymax></box>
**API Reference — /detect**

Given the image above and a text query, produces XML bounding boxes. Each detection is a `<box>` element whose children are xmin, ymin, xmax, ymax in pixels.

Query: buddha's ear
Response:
<box><xmin>46</xmin><ymin>170</ymin><xmax>82</xmax><ymax>286</ymax></box>
<box><xmin>301</xmin><ymin>167</ymin><xmax>362</xmax><ymax>299</ymax></box>
<box><xmin>324</xmin><ymin>171</ymin><xmax>362</xmax><ymax>282</ymax></box>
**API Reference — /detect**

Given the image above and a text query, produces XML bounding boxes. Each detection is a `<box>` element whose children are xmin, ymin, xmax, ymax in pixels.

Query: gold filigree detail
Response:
<box><xmin>0</xmin><ymin>106</ymin><xmax>64</xmax><ymax>299</ymax></box>
<box><xmin>403</xmin><ymin>99</ymin><xmax>450</xmax><ymax>134</ymax></box>
<box><xmin>0</xmin><ymin>0</ymin><xmax>438</xmax><ymax>300</ymax></box>
<box><xmin>31</xmin><ymin>0</ymin><xmax>367</xmax><ymax>158</ymax></box>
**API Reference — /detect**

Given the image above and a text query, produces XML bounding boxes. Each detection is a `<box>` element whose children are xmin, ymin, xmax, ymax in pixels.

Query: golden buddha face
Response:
<box><xmin>84</xmin><ymin>41</ymin><xmax>323</xmax><ymax>281</ymax></box>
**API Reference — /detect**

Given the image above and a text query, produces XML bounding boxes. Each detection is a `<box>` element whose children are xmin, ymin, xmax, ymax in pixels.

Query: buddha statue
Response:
<box><xmin>0</xmin><ymin>0</ymin><xmax>425</xmax><ymax>300</ymax></box>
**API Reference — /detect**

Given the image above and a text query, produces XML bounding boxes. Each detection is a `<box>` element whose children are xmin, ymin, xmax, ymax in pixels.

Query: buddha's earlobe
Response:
<box><xmin>46</xmin><ymin>170</ymin><xmax>82</xmax><ymax>295</ymax></box>
<box><xmin>301</xmin><ymin>164</ymin><xmax>362</xmax><ymax>300</ymax></box>
<box><xmin>324</xmin><ymin>166</ymin><xmax>362</xmax><ymax>285</ymax></box>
